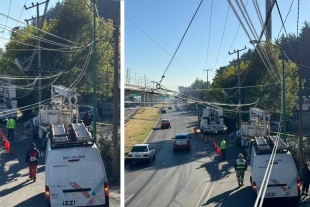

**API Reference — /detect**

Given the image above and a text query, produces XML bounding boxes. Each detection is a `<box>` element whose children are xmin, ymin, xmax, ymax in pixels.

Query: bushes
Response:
<box><xmin>97</xmin><ymin>126</ymin><xmax>120</xmax><ymax>185</ymax></box>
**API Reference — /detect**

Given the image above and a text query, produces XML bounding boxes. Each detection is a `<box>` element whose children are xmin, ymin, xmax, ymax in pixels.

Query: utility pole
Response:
<box><xmin>266</xmin><ymin>0</ymin><xmax>272</xmax><ymax>41</ymax></box>
<box><xmin>203</xmin><ymin>69</ymin><xmax>212</xmax><ymax>102</ymax></box>
<box><xmin>135</xmin><ymin>73</ymin><xmax>137</xmax><ymax>86</ymax></box>
<box><xmin>127</xmin><ymin>68</ymin><xmax>131</xmax><ymax>85</ymax></box>
<box><xmin>24</xmin><ymin>0</ymin><xmax>49</xmax><ymax>122</ymax></box>
<box><xmin>112</xmin><ymin>9</ymin><xmax>120</xmax><ymax>181</ymax></box>
<box><xmin>91</xmin><ymin>0</ymin><xmax>97</xmax><ymax>143</ymax></box>
<box><xmin>229</xmin><ymin>46</ymin><xmax>247</xmax><ymax>129</ymax></box>
<box><xmin>298</xmin><ymin>60</ymin><xmax>304</xmax><ymax>167</ymax></box>
<box><xmin>281</xmin><ymin>47</ymin><xmax>286</xmax><ymax>143</ymax></box>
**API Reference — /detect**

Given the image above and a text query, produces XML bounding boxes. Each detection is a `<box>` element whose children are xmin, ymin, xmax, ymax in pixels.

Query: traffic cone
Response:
<box><xmin>216</xmin><ymin>146</ymin><xmax>222</xmax><ymax>158</ymax></box>
<box><xmin>5</xmin><ymin>139</ymin><xmax>12</xmax><ymax>154</ymax></box>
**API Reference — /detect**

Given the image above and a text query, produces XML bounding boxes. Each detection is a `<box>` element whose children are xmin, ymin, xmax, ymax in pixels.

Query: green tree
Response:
<box><xmin>0</xmin><ymin>0</ymin><xmax>116</xmax><ymax>118</ymax></box>
<box><xmin>209</xmin><ymin>42</ymin><xmax>298</xmax><ymax>118</ymax></box>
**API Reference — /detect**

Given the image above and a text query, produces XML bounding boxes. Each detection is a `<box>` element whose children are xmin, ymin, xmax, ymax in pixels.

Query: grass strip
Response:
<box><xmin>125</xmin><ymin>108</ymin><xmax>160</xmax><ymax>154</ymax></box>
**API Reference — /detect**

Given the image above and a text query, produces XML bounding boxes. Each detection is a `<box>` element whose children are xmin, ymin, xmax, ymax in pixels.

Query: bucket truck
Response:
<box><xmin>0</xmin><ymin>82</ymin><xmax>17</xmax><ymax>121</ymax></box>
<box><xmin>200</xmin><ymin>106</ymin><xmax>226</xmax><ymax>133</ymax></box>
<box><xmin>236</xmin><ymin>108</ymin><xmax>270</xmax><ymax>146</ymax></box>
<box><xmin>31</xmin><ymin>85</ymin><xmax>80</xmax><ymax>148</ymax></box>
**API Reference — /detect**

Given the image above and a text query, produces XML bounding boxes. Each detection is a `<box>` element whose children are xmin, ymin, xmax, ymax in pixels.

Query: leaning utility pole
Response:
<box><xmin>229</xmin><ymin>46</ymin><xmax>247</xmax><ymax>128</ymax></box>
<box><xmin>203</xmin><ymin>69</ymin><xmax>212</xmax><ymax>102</ymax></box>
<box><xmin>112</xmin><ymin>9</ymin><xmax>120</xmax><ymax>181</ymax></box>
<box><xmin>24</xmin><ymin>0</ymin><xmax>49</xmax><ymax>121</ymax></box>
<box><xmin>298</xmin><ymin>61</ymin><xmax>304</xmax><ymax>167</ymax></box>
<box><xmin>91</xmin><ymin>0</ymin><xmax>97</xmax><ymax>143</ymax></box>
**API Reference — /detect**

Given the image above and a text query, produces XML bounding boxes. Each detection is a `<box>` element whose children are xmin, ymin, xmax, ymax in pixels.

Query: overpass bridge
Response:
<box><xmin>124</xmin><ymin>84</ymin><xmax>173</xmax><ymax>107</ymax></box>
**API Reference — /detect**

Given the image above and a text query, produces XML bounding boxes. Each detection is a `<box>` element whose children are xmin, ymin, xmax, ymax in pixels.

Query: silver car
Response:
<box><xmin>127</xmin><ymin>144</ymin><xmax>156</xmax><ymax>164</ymax></box>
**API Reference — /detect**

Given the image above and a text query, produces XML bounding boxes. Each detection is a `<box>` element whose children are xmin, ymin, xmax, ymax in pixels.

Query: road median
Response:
<box><xmin>125</xmin><ymin>108</ymin><xmax>160</xmax><ymax>154</ymax></box>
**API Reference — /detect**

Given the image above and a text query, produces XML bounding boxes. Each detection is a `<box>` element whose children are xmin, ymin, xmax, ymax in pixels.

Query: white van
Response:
<box><xmin>250</xmin><ymin>136</ymin><xmax>300</xmax><ymax>203</ymax></box>
<box><xmin>45</xmin><ymin>124</ymin><xmax>109</xmax><ymax>207</ymax></box>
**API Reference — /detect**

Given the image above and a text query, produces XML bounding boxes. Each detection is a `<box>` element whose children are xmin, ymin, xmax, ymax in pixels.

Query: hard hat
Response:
<box><xmin>238</xmin><ymin>153</ymin><xmax>243</xmax><ymax>158</ymax></box>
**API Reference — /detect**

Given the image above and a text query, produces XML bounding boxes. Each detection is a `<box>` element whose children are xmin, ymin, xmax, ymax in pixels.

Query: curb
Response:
<box><xmin>143</xmin><ymin>111</ymin><xmax>161</xmax><ymax>144</ymax></box>
<box><xmin>125</xmin><ymin>108</ymin><xmax>139</xmax><ymax>123</ymax></box>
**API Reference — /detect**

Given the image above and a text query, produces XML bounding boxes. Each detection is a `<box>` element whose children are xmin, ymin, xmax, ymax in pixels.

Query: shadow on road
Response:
<box><xmin>0</xmin><ymin>180</ymin><xmax>34</xmax><ymax>197</ymax></box>
<box><xmin>202</xmin><ymin>186</ymin><xmax>254</xmax><ymax>206</ymax></box>
<box><xmin>15</xmin><ymin>192</ymin><xmax>46</xmax><ymax>207</ymax></box>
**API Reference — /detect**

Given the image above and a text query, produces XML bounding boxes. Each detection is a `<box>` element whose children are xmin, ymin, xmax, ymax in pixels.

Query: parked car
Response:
<box><xmin>127</xmin><ymin>144</ymin><xmax>156</xmax><ymax>164</ymax></box>
<box><xmin>79</xmin><ymin>105</ymin><xmax>94</xmax><ymax>119</ymax></box>
<box><xmin>161</xmin><ymin>119</ymin><xmax>171</xmax><ymax>129</ymax></box>
<box><xmin>270</xmin><ymin>122</ymin><xmax>281</xmax><ymax>132</ymax></box>
<box><xmin>79</xmin><ymin>105</ymin><xmax>100</xmax><ymax>120</ymax></box>
<box><xmin>172</xmin><ymin>133</ymin><xmax>191</xmax><ymax>150</ymax></box>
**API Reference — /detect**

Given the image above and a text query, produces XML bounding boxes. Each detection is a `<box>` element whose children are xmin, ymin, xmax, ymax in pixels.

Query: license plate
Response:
<box><xmin>265</xmin><ymin>192</ymin><xmax>276</xmax><ymax>197</ymax></box>
<box><xmin>72</xmin><ymin>192</ymin><xmax>83</xmax><ymax>197</ymax></box>
<box><xmin>135</xmin><ymin>155</ymin><xmax>140</xmax><ymax>157</ymax></box>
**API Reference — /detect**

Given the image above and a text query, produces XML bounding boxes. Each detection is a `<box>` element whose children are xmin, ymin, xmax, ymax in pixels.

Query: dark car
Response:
<box><xmin>161</xmin><ymin>119</ymin><xmax>171</xmax><ymax>129</ymax></box>
<box><xmin>270</xmin><ymin>122</ymin><xmax>280</xmax><ymax>132</ymax></box>
<box><xmin>79</xmin><ymin>105</ymin><xmax>100</xmax><ymax>120</ymax></box>
<box><xmin>161</xmin><ymin>108</ymin><xmax>166</xmax><ymax>114</ymax></box>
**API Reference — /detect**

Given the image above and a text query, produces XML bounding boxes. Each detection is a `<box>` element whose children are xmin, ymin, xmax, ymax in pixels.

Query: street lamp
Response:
<box><xmin>249</xmin><ymin>40</ymin><xmax>286</xmax><ymax>142</ymax></box>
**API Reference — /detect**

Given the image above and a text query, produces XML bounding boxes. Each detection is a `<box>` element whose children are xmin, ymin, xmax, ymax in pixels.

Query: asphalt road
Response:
<box><xmin>0</xmin><ymin>122</ymin><xmax>120</xmax><ymax>207</ymax></box>
<box><xmin>124</xmin><ymin>105</ymin><xmax>302</xmax><ymax>207</ymax></box>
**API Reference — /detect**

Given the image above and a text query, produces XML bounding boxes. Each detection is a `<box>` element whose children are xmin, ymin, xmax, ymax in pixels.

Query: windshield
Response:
<box><xmin>175</xmin><ymin>135</ymin><xmax>188</xmax><ymax>140</ymax></box>
<box><xmin>162</xmin><ymin>120</ymin><xmax>169</xmax><ymax>123</ymax></box>
<box><xmin>131</xmin><ymin>146</ymin><xmax>148</xmax><ymax>152</ymax></box>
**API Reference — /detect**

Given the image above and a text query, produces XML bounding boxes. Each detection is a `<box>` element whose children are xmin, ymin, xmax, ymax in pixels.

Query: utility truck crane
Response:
<box><xmin>0</xmin><ymin>82</ymin><xmax>17</xmax><ymax>121</ymax></box>
<box><xmin>200</xmin><ymin>106</ymin><xmax>226</xmax><ymax>133</ymax></box>
<box><xmin>236</xmin><ymin>107</ymin><xmax>270</xmax><ymax>146</ymax></box>
<box><xmin>32</xmin><ymin>85</ymin><xmax>80</xmax><ymax>148</ymax></box>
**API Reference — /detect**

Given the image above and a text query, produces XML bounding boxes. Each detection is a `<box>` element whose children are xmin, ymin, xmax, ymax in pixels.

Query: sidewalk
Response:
<box><xmin>0</xmin><ymin>123</ymin><xmax>47</xmax><ymax>206</ymax></box>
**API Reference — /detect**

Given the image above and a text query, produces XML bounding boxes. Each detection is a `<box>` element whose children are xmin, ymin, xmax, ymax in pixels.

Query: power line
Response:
<box><xmin>0</xmin><ymin>24</ymin><xmax>83</xmax><ymax>49</ymax></box>
<box><xmin>276</xmin><ymin>0</ymin><xmax>295</xmax><ymax>40</ymax></box>
<box><xmin>212</xmin><ymin>4</ymin><xmax>229</xmax><ymax>70</ymax></box>
<box><xmin>2</xmin><ymin>0</ymin><xmax>11</xmax><ymax>46</ymax></box>
<box><xmin>296</xmin><ymin>0</ymin><xmax>300</xmax><ymax>57</ymax></box>
<box><xmin>275</xmin><ymin>0</ymin><xmax>296</xmax><ymax>61</ymax></box>
<box><xmin>15</xmin><ymin>0</ymin><xmax>28</xmax><ymax>27</ymax></box>
<box><xmin>0</xmin><ymin>12</ymin><xmax>83</xmax><ymax>47</ymax></box>
<box><xmin>125</xmin><ymin>15</ymin><xmax>198</xmax><ymax>79</ymax></box>
<box><xmin>159</xmin><ymin>0</ymin><xmax>204</xmax><ymax>84</ymax></box>
<box><xmin>205</xmin><ymin>0</ymin><xmax>213</xmax><ymax>69</ymax></box>
<box><xmin>220</xmin><ymin>0</ymin><xmax>249</xmax><ymax>67</ymax></box>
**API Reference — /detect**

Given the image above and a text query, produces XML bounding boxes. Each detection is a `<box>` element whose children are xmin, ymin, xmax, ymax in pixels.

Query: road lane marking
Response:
<box><xmin>205</xmin><ymin>183</ymin><xmax>215</xmax><ymax>203</ymax></box>
<box><xmin>133</xmin><ymin>168</ymin><xmax>174</xmax><ymax>206</ymax></box>
<box><xmin>125</xmin><ymin>194</ymin><xmax>134</xmax><ymax>203</ymax></box>
<box><xmin>163</xmin><ymin>153</ymin><xmax>171</xmax><ymax>165</ymax></box>
<box><xmin>195</xmin><ymin>182</ymin><xmax>210</xmax><ymax>207</ymax></box>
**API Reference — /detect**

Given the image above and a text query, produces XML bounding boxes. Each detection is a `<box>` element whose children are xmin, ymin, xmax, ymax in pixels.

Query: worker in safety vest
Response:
<box><xmin>234</xmin><ymin>153</ymin><xmax>248</xmax><ymax>187</ymax></box>
<box><xmin>6</xmin><ymin>117</ymin><xmax>16</xmax><ymax>141</ymax></box>
<box><xmin>244</xmin><ymin>138</ymin><xmax>252</xmax><ymax>161</ymax></box>
<box><xmin>220</xmin><ymin>138</ymin><xmax>226</xmax><ymax>161</ymax></box>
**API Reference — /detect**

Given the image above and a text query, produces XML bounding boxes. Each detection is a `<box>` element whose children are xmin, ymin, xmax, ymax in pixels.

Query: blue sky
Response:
<box><xmin>125</xmin><ymin>0</ymin><xmax>309</xmax><ymax>91</ymax></box>
<box><xmin>0</xmin><ymin>0</ymin><xmax>59</xmax><ymax>50</ymax></box>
